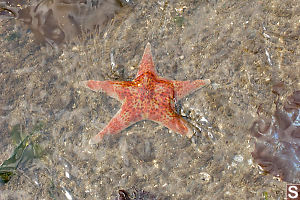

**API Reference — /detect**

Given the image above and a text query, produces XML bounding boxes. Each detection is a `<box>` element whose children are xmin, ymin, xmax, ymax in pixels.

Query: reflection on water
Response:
<box><xmin>0</xmin><ymin>0</ymin><xmax>300</xmax><ymax>199</ymax></box>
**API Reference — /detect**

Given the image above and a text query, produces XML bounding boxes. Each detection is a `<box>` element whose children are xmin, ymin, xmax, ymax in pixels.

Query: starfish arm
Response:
<box><xmin>149</xmin><ymin>108</ymin><xmax>194</xmax><ymax>138</ymax></box>
<box><xmin>136</xmin><ymin>43</ymin><xmax>157</xmax><ymax>78</ymax></box>
<box><xmin>89</xmin><ymin>103</ymin><xmax>142</xmax><ymax>144</ymax></box>
<box><xmin>82</xmin><ymin>80</ymin><xmax>130</xmax><ymax>100</ymax></box>
<box><xmin>172</xmin><ymin>79</ymin><xmax>210</xmax><ymax>100</ymax></box>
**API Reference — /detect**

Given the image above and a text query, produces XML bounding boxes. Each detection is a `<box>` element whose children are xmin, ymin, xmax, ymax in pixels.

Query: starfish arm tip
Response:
<box><xmin>143</xmin><ymin>42</ymin><xmax>152</xmax><ymax>58</ymax></box>
<box><xmin>80</xmin><ymin>80</ymin><xmax>90</xmax><ymax>88</ymax></box>
<box><xmin>186</xmin><ymin>128</ymin><xmax>194</xmax><ymax>138</ymax></box>
<box><xmin>89</xmin><ymin>134</ymin><xmax>102</xmax><ymax>145</ymax></box>
<box><xmin>146</xmin><ymin>42</ymin><xmax>151</xmax><ymax>49</ymax></box>
<box><xmin>204</xmin><ymin>79</ymin><xmax>211</xmax><ymax>85</ymax></box>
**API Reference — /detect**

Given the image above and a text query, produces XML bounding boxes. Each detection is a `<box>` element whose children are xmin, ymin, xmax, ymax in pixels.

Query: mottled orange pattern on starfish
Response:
<box><xmin>83</xmin><ymin>43</ymin><xmax>210</xmax><ymax>144</ymax></box>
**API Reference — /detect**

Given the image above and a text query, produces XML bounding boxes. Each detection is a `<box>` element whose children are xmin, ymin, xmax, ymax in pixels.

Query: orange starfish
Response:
<box><xmin>83</xmin><ymin>43</ymin><xmax>210</xmax><ymax>144</ymax></box>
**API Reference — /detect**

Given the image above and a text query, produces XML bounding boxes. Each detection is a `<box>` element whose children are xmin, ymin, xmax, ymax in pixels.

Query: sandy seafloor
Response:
<box><xmin>0</xmin><ymin>0</ymin><xmax>300</xmax><ymax>199</ymax></box>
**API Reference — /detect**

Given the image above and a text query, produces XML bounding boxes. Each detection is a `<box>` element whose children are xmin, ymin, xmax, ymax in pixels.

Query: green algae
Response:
<box><xmin>174</xmin><ymin>16</ymin><xmax>184</xmax><ymax>27</ymax></box>
<box><xmin>263</xmin><ymin>191</ymin><xmax>268</xmax><ymax>200</ymax></box>
<box><xmin>0</xmin><ymin>122</ymin><xmax>45</xmax><ymax>184</ymax></box>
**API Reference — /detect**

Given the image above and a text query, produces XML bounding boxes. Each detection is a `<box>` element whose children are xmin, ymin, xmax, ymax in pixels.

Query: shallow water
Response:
<box><xmin>0</xmin><ymin>0</ymin><xmax>300</xmax><ymax>199</ymax></box>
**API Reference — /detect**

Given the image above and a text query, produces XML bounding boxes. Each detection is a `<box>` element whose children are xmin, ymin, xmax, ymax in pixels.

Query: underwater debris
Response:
<box><xmin>114</xmin><ymin>189</ymin><xmax>158</xmax><ymax>200</ymax></box>
<box><xmin>0</xmin><ymin>0</ymin><xmax>123</xmax><ymax>46</ymax></box>
<box><xmin>0</xmin><ymin>122</ymin><xmax>45</xmax><ymax>184</ymax></box>
<box><xmin>251</xmin><ymin>90</ymin><xmax>300</xmax><ymax>183</ymax></box>
<box><xmin>116</xmin><ymin>190</ymin><xmax>130</xmax><ymax>200</ymax></box>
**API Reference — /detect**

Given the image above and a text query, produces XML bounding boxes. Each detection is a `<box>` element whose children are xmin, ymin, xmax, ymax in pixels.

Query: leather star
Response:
<box><xmin>83</xmin><ymin>43</ymin><xmax>210</xmax><ymax>144</ymax></box>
